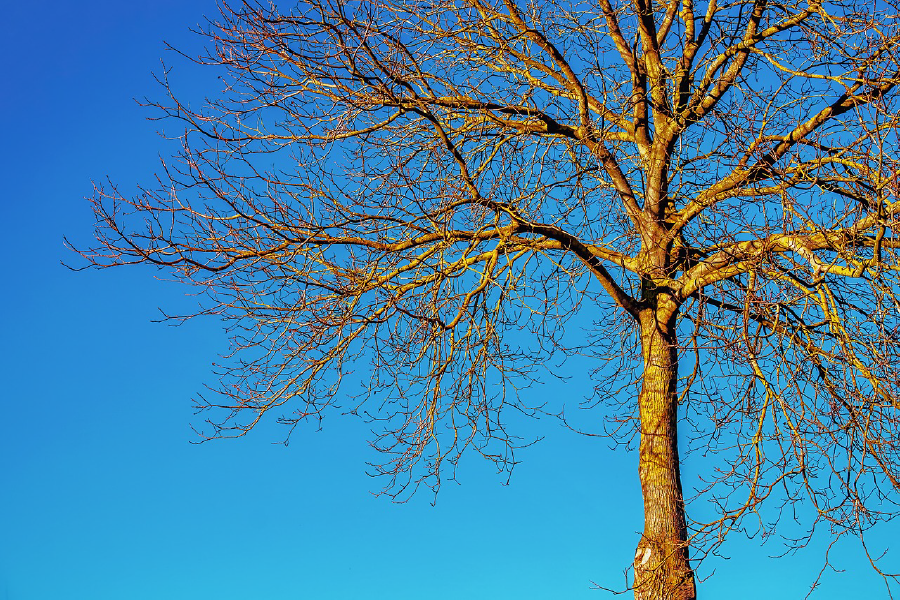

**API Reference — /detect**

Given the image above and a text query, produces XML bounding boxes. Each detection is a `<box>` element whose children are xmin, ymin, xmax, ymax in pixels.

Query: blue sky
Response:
<box><xmin>0</xmin><ymin>2</ymin><xmax>895</xmax><ymax>599</ymax></box>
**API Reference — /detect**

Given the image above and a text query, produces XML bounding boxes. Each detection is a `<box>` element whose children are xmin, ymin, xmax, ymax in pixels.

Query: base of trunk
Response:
<box><xmin>633</xmin><ymin>535</ymin><xmax>696</xmax><ymax>600</ymax></box>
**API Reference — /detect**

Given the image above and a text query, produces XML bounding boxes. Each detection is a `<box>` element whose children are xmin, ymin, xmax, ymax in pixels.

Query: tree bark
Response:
<box><xmin>633</xmin><ymin>300</ymin><xmax>696</xmax><ymax>600</ymax></box>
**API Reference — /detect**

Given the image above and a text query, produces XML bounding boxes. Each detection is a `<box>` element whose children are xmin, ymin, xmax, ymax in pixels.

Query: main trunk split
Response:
<box><xmin>633</xmin><ymin>307</ymin><xmax>696</xmax><ymax>600</ymax></box>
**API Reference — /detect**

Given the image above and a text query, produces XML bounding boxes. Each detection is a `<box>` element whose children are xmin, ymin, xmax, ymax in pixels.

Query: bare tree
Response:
<box><xmin>74</xmin><ymin>0</ymin><xmax>900</xmax><ymax>597</ymax></box>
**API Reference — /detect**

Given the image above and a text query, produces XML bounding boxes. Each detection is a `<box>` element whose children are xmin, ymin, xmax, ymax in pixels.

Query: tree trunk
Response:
<box><xmin>633</xmin><ymin>303</ymin><xmax>696</xmax><ymax>600</ymax></box>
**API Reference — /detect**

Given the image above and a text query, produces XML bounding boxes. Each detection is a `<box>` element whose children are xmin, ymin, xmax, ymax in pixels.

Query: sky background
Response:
<box><xmin>0</xmin><ymin>1</ymin><xmax>895</xmax><ymax>599</ymax></box>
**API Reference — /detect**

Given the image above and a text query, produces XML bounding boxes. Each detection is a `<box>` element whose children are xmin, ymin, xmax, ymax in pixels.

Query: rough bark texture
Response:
<box><xmin>634</xmin><ymin>298</ymin><xmax>696</xmax><ymax>600</ymax></box>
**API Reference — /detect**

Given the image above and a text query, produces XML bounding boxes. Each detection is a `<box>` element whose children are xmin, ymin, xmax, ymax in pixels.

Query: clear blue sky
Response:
<box><xmin>0</xmin><ymin>2</ymin><xmax>894</xmax><ymax>599</ymax></box>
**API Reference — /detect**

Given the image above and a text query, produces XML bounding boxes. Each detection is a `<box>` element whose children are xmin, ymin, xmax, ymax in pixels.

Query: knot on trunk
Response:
<box><xmin>633</xmin><ymin>536</ymin><xmax>696</xmax><ymax>600</ymax></box>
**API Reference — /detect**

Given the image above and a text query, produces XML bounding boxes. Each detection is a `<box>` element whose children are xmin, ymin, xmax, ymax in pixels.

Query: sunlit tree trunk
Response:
<box><xmin>633</xmin><ymin>297</ymin><xmax>695</xmax><ymax>600</ymax></box>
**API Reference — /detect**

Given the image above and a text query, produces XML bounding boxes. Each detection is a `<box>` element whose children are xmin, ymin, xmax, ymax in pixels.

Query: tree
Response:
<box><xmin>74</xmin><ymin>0</ymin><xmax>900</xmax><ymax>597</ymax></box>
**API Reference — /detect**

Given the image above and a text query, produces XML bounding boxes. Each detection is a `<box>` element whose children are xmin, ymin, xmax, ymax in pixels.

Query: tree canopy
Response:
<box><xmin>77</xmin><ymin>0</ymin><xmax>900</xmax><ymax>597</ymax></box>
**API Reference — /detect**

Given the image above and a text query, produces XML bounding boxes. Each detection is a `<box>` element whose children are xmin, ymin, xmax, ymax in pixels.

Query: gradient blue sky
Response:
<box><xmin>0</xmin><ymin>2</ymin><xmax>895</xmax><ymax>599</ymax></box>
